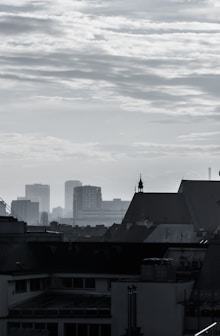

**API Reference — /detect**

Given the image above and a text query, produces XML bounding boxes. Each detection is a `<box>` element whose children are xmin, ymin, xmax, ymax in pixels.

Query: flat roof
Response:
<box><xmin>10</xmin><ymin>292</ymin><xmax>110</xmax><ymax>310</ymax></box>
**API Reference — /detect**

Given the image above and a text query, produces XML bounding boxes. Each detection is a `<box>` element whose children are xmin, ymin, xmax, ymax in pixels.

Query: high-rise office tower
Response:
<box><xmin>25</xmin><ymin>184</ymin><xmax>50</xmax><ymax>214</ymax></box>
<box><xmin>11</xmin><ymin>199</ymin><xmax>39</xmax><ymax>225</ymax></box>
<box><xmin>64</xmin><ymin>180</ymin><xmax>82</xmax><ymax>217</ymax></box>
<box><xmin>73</xmin><ymin>185</ymin><xmax>102</xmax><ymax>218</ymax></box>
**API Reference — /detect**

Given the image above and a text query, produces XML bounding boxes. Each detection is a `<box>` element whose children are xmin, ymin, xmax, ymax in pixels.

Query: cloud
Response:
<box><xmin>1</xmin><ymin>0</ymin><xmax>220</xmax><ymax>125</ymax></box>
<box><xmin>0</xmin><ymin>133</ymin><xmax>114</xmax><ymax>163</ymax></box>
<box><xmin>177</xmin><ymin>131</ymin><xmax>220</xmax><ymax>141</ymax></box>
<box><xmin>132</xmin><ymin>141</ymin><xmax>220</xmax><ymax>158</ymax></box>
<box><xmin>0</xmin><ymin>13</ymin><xmax>60</xmax><ymax>35</ymax></box>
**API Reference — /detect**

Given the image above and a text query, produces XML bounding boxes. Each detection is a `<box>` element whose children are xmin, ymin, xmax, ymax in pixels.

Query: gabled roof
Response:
<box><xmin>101</xmin><ymin>223</ymin><xmax>156</xmax><ymax>242</ymax></box>
<box><xmin>122</xmin><ymin>192</ymin><xmax>192</xmax><ymax>225</ymax></box>
<box><xmin>178</xmin><ymin>180</ymin><xmax>220</xmax><ymax>231</ymax></box>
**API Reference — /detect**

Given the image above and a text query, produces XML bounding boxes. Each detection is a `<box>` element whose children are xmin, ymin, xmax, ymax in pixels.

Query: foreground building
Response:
<box><xmin>0</xmin><ymin>233</ymin><xmax>217</xmax><ymax>336</ymax></box>
<box><xmin>1</xmin><ymin>178</ymin><xmax>220</xmax><ymax>335</ymax></box>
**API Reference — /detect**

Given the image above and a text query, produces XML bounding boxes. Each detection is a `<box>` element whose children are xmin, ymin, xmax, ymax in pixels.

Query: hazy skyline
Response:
<box><xmin>0</xmin><ymin>0</ymin><xmax>220</xmax><ymax>207</ymax></box>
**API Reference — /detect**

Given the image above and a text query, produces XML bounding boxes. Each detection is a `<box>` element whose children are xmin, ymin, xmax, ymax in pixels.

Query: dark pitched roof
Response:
<box><xmin>122</xmin><ymin>192</ymin><xmax>192</xmax><ymax>225</ymax></box>
<box><xmin>178</xmin><ymin>180</ymin><xmax>220</xmax><ymax>231</ymax></box>
<box><xmin>101</xmin><ymin>223</ymin><xmax>156</xmax><ymax>242</ymax></box>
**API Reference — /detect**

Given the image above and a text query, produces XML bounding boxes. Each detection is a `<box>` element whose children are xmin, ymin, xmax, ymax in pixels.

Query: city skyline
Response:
<box><xmin>0</xmin><ymin>0</ymin><xmax>220</xmax><ymax>207</ymax></box>
<box><xmin>9</xmin><ymin>180</ymin><xmax>131</xmax><ymax>211</ymax></box>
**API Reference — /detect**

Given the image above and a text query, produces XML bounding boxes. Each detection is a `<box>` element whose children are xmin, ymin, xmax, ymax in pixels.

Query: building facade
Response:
<box><xmin>25</xmin><ymin>184</ymin><xmax>50</xmax><ymax>214</ymax></box>
<box><xmin>64</xmin><ymin>180</ymin><xmax>82</xmax><ymax>218</ymax></box>
<box><xmin>0</xmin><ymin>239</ymin><xmax>215</xmax><ymax>336</ymax></box>
<box><xmin>74</xmin><ymin>186</ymin><xmax>102</xmax><ymax>219</ymax></box>
<box><xmin>11</xmin><ymin>199</ymin><xmax>39</xmax><ymax>225</ymax></box>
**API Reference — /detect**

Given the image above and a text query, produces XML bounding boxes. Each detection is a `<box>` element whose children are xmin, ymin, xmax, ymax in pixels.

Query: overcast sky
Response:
<box><xmin>0</xmin><ymin>0</ymin><xmax>220</xmax><ymax>208</ymax></box>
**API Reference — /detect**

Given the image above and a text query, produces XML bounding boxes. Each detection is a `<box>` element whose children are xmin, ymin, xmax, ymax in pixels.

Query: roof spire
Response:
<box><xmin>138</xmin><ymin>175</ymin><xmax>143</xmax><ymax>193</ymax></box>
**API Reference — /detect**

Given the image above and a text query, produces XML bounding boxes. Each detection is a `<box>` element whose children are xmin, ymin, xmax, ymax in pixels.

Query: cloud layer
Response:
<box><xmin>0</xmin><ymin>0</ymin><xmax>220</xmax><ymax>205</ymax></box>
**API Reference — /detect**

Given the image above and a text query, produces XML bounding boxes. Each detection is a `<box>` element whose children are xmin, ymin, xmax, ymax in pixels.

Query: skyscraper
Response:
<box><xmin>25</xmin><ymin>184</ymin><xmax>50</xmax><ymax>214</ymax></box>
<box><xmin>64</xmin><ymin>180</ymin><xmax>82</xmax><ymax>217</ymax></box>
<box><xmin>74</xmin><ymin>185</ymin><xmax>102</xmax><ymax>218</ymax></box>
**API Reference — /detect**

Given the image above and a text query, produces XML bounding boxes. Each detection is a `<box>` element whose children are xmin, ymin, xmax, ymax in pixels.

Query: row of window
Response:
<box><xmin>15</xmin><ymin>278</ymin><xmax>47</xmax><ymax>293</ymax></box>
<box><xmin>8</xmin><ymin>322</ymin><xmax>57</xmax><ymax>336</ymax></box>
<box><xmin>14</xmin><ymin>277</ymin><xmax>114</xmax><ymax>294</ymax></box>
<box><xmin>65</xmin><ymin>323</ymin><xmax>111</xmax><ymax>336</ymax></box>
<box><xmin>8</xmin><ymin>322</ymin><xmax>111</xmax><ymax>336</ymax></box>
<box><xmin>10</xmin><ymin>308</ymin><xmax>110</xmax><ymax>318</ymax></box>
<box><xmin>61</xmin><ymin>277</ymin><xmax>95</xmax><ymax>289</ymax></box>
<box><xmin>14</xmin><ymin>277</ymin><xmax>97</xmax><ymax>294</ymax></box>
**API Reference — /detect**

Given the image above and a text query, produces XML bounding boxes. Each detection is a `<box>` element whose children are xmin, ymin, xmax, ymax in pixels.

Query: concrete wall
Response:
<box><xmin>112</xmin><ymin>280</ymin><xmax>194</xmax><ymax>336</ymax></box>
<box><xmin>0</xmin><ymin>276</ymin><xmax>10</xmax><ymax>316</ymax></box>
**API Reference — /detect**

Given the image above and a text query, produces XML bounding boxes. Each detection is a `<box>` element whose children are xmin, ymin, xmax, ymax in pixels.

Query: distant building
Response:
<box><xmin>74</xmin><ymin>185</ymin><xmax>102</xmax><ymax>218</ymax></box>
<box><xmin>102</xmin><ymin>198</ymin><xmax>130</xmax><ymax>212</ymax></box>
<box><xmin>25</xmin><ymin>184</ymin><xmax>50</xmax><ymax>214</ymax></box>
<box><xmin>0</xmin><ymin>201</ymin><xmax>6</xmax><ymax>216</ymax></box>
<box><xmin>72</xmin><ymin>195</ymin><xmax>130</xmax><ymax>227</ymax></box>
<box><xmin>11</xmin><ymin>199</ymin><xmax>39</xmax><ymax>225</ymax></box>
<box><xmin>52</xmin><ymin>207</ymin><xmax>64</xmax><ymax>222</ymax></box>
<box><xmin>64</xmin><ymin>180</ymin><xmax>82</xmax><ymax>217</ymax></box>
<box><xmin>40</xmin><ymin>211</ymin><xmax>49</xmax><ymax>226</ymax></box>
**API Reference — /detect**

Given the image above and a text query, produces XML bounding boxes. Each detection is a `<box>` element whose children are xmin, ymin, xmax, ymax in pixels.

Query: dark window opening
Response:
<box><xmin>15</xmin><ymin>280</ymin><xmax>27</xmax><ymax>293</ymax></box>
<box><xmin>30</xmin><ymin>278</ymin><xmax>42</xmax><ymax>291</ymax></box>
<box><xmin>73</xmin><ymin>278</ymin><xmax>83</xmax><ymax>289</ymax></box>
<box><xmin>78</xmin><ymin>324</ymin><xmax>87</xmax><ymax>336</ymax></box>
<box><xmin>64</xmin><ymin>323</ymin><xmax>77</xmax><ymax>336</ymax></box>
<box><xmin>85</xmin><ymin>278</ymin><xmax>95</xmax><ymax>289</ymax></box>
<box><xmin>62</xmin><ymin>277</ymin><xmax>73</xmax><ymax>288</ymax></box>
<box><xmin>100</xmin><ymin>324</ymin><xmax>111</xmax><ymax>336</ymax></box>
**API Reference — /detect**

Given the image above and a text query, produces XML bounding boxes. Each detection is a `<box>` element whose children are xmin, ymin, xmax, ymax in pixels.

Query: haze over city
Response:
<box><xmin>0</xmin><ymin>0</ymin><xmax>220</xmax><ymax>207</ymax></box>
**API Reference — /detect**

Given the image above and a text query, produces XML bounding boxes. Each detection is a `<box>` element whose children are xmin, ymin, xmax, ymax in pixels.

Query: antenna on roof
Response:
<box><xmin>208</xmin><ymin>167</ymin><xmax>211</xmax><ymax>180</ymax></box>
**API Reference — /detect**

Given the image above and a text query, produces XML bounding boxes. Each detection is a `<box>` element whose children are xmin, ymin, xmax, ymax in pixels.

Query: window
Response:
<box><xmin>62</xmin><ymin>277</ymin><xmax>73</xmax><ymax>288</ymax></box>
<box><xmin>62</xmin><ymin>277</ymin><xmax>95</xmax><ymax>289</ymax></box>
<box><xmin>64</xmin><ymin>323</ymin><xmax>77</xmax><ymax>336</ymax></box>
<box><xmin>100</xmin><ymin>324</ymin><xmax>111</xmax><ymax>336</ymax></box>
<box><xmin>8</xmin><ymin>322</ymin><xmax>20</xmax><ymax>329</ymax></box>
<box><xmin>15</xmin><ymin>280</ymin><xmax>27</xmax><ymax>293</ymax></box>
<box><xmin>73</xmin><ymin>278</ymin><xmax>83</xmax><ymax>289</ymax></box>
<box><xmin>78</xmin><ymin>324</ymin><xmax>87</xmax><ymax>336</ymax></box>
<box><xmin>21</xmin><ymin>323</ymin><xmax>33</xmax><ymax>329</ymax></box>
<box><xmin>30</xmin><ymin>278</ymin><xmax>42</xmax><ymax>291</ymax></box>
<box><xmin>89</xmin><ymin>324</ymin><xmax>99</xmax><ymax>336</ymax></box>
<box><xmin>35</xmin><ymin>323</ymin><xmax>46</xmax><ymax>330</ymax></box>
<box><xmin>47</xmin><ymin>323</ymin><xmax>58</xmax><ymax>336</ymax></box>
<box><xmin>85</xmin><ymin>278</ymin><xmax>95</xmax><ymax>289</ymax></box>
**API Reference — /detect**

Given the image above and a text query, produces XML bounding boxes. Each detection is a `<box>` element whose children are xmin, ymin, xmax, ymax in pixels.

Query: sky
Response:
<box><xmin>0</xmin><ymin>0</ymin><xmax>220</xmax><ymax>208</ymax></box>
